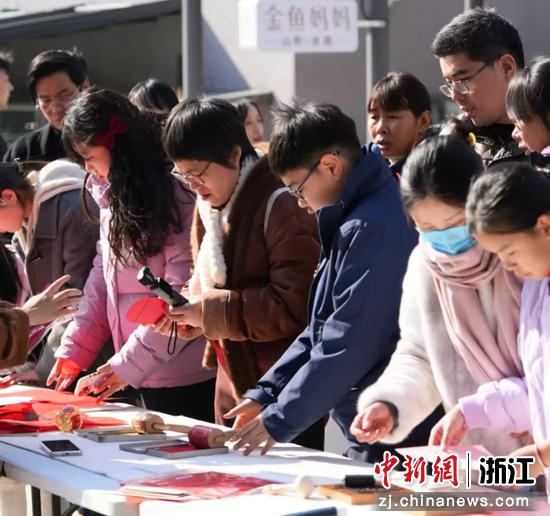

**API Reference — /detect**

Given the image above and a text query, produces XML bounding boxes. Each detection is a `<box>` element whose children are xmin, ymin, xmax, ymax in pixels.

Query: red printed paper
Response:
<box><xmin>121</xmin><ymin>471</ymin><xmax>275</xmax><ymax>501</ymax></box>
<box><xmin>0</xmin><ymin>389</ymin><xmax>123</xmax><ymax>433</ymax></box>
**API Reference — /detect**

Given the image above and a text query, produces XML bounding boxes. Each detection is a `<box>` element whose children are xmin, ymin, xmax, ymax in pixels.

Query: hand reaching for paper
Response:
<box><xmin>75</xmin><ymin>363</ymin><xmax>128</xmax><ymax>400</ymax></box>
<box><xmin>22</xmin><ymin>275</ymin><xmax>82</xmax><ymax>326</ymax></box>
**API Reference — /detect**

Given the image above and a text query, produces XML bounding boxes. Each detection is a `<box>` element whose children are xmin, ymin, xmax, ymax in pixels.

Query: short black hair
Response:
<box><xmin>27</xmin><ymin>49</ymin><xmax>88</xmax><ymax>101</ymax></box>
<box><xmin>506</xmin><ymin>55</ymin><xmax>550</xmax><ymax>128</ymax></box>
<box><xmin>268</xmin><ymin>101</ymin><xmax>361</xmax><ymax>177</ymax></box>
<box><xmin>431</xmin><ymin>8</ymin><xmax>524</xmax><ymax>69</ymax></box>
<box><xmin>0</xmin><ymin>52</ymin><xmax>12</xmax><ymax>74</ymax></box>
<box><xmin>368</xmin><ymin>72</ymin><xmax>431</xmax><ymax>117</ymax></box>
<box><xmin>467</xmin><ymin>164</ymin><xmax>550</xmax><ymax>234</ymax></box>
<box><xmin>162</xmin><ymin>97</ymin><xmax>257</xmax><ymax>168</ymax></box>
<box><xmin>401</xmin><ymin>136</ymin><xmax>484</xmax><ymax>211</ymax></box>
<box><xmin>128</xmin><ymin>78</ymin><xmax>179</xmax><ymax>114</ymax></box>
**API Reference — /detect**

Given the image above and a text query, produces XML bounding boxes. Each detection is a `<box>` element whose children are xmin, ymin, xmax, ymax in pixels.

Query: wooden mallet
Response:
<box><xmin>131</xmin><ymin>412</ymin><xmax>233</xmax><ymax>449</ymax></box>
<box><xmin>262</xmin><ymin>475</ymin><xmax>314</xmax><ymax>499</ymax></box>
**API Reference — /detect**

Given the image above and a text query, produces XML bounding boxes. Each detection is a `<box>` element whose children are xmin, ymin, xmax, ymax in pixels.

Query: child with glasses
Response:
<box><xmin>226</xmin><ymin>102</ymin><xmax>417</xmax><ymax>462</ymax></box>
<box><xmin>157</xmin><ymin>98</ymin><xmax>324</xmax><ymax>449</ymax></box>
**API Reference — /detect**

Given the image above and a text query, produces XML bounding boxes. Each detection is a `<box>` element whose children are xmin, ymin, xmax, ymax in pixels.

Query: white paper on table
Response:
<box><xmin>396</xmin><ymin>444</ymin><xmax>492</xmax><ymax>467</ymax></box>
<box><xmin>0</xmin><ymin>396</ymin><xmax>33</xmax><ymax>406</ymax></box>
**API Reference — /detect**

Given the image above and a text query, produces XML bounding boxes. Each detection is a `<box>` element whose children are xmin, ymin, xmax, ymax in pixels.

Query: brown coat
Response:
<box><xmin>0</xmin><ymin>304</ymin><xmax>29</xmax><ymax>369</ymax></box>
<box><xmin>191</xmin><ymin>157</ymin><xmax>320</xmax><ymax>421</ymax></box>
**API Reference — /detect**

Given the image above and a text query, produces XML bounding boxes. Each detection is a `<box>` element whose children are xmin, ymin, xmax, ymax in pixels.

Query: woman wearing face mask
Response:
<box><xmin>367</xmin><ymin>72</ymin><xmax>431</xmax><ymax>179</ymax></box>
<box><xmin>48</xmin><ymin>89</ymin><xmax>215</xmax><ymax>419</ymax></box>
<box><xmin>350</xmin><ymin>136</ymin><xmax>525</xmax><ymax>456</ymax></box>
<box><xmin>156</xmin><ymin>98</ymin><xmax>323</xmax><ymax>448</ymax></box>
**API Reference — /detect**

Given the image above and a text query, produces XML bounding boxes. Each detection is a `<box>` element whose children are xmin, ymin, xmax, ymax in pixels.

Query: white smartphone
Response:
<box><xmin>40</xmin><ymin>439</ymin><xmax>82</xmax><ymax>457</ymax></box>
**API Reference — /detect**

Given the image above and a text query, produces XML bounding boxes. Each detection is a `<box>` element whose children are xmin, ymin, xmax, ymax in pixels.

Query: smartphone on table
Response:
<box><xmin>40</xmin><ymin>439</ymin><xmax>82</xmax><ymax>457</ymax></box>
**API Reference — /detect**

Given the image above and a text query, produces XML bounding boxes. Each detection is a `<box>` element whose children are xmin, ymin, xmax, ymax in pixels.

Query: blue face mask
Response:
<box><xmin>420</xmin><ymin>224</ymin><xmax>476</xmax><ymax>255</ymax></box>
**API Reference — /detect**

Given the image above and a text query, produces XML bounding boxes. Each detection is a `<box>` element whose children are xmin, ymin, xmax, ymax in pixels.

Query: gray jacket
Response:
<box><xmin>14</xmin><ymin>188</ymin><xmax>101</xmax><ymax>381</ymax></box>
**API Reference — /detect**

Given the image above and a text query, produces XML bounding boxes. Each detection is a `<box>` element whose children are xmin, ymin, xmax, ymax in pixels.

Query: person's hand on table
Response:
<box><xmin>224</xmin><ymin>398</ymin><xmax>262</xmax><ymax>430</ymax></box>
<box><xmin>229</xmin><ymin>411</ymin><xmax>277</xmax><ymax>456</ymax></box>
<box><xmin>75</xmin><ymin>363</ymin><xmax>128</xmax><ymax>400</ymax></box>
<box><xmin>0</xmin><ymin>368</ymin><xmax>40</xmax><ymax>386</ymax></box>
<box><xmin>21</xmin><ymin>275</ymin><xmax>82</xmax><ymax>326</ymax></box>
<box><xmin>47</xmin><ymin>358</ymin><xmax>82</xmax><ymax>391</ymax></box>
<box><xmin>429</xmin><ymin>404</ymin><xmax>467</xmax><ymax>450</ymax></box>
<box><xmin>350</xmin><ymin>401</ymin><xmax>395</xmax><ymax>444</ymax></box>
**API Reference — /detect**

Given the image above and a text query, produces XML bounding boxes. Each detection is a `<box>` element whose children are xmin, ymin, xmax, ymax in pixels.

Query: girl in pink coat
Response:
<box><xmin>48</xmin><ymin>89</ymin><xmax>215</xmax><ymax>419</ymax></box>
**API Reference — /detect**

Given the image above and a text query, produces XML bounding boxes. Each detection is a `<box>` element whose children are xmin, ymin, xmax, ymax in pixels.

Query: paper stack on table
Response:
<box><xmin>121</xmin><ymin>470</ymin><xmax>275</xmax><ymax>503</ymax></box>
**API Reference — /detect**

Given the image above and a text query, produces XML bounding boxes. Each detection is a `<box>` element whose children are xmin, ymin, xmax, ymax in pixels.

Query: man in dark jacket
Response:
<box><xmin>432</xmin><ymin>8</ymin><xmax>526</xmax><ymax>168</ymax></box>
<box><xmin>226</xmin><ymin>102</ymin><xmax>418</xmax><ymax>461</ymax></box>
<box><xmin>4</xmin><ymin>50</ymin><xmax>89</xmax><ymax>162</ymax></box>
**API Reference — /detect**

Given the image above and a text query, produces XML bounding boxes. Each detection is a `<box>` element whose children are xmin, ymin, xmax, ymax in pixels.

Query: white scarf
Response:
<box><xmin>189</xmin><ymin>156</ymin><xmax>257</xmax><ymax>294</ymax></box>
<box><xmin>16</xmin><ymin>160</ymin><xmax>86</xmax><ymax>255</ymax></box>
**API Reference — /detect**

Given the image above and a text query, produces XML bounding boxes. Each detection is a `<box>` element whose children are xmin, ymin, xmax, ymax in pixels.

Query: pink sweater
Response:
<box><xmin>55</xmin><ymin>176</ymin><xmax>214</xmax><ymax>388</ymax></box>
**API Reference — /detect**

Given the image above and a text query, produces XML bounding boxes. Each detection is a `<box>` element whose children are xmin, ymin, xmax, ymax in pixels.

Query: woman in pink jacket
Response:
<box><xmin>47</xmin><ymin>89</ymin><xmax>215</xmax><ymax>419</ymax></box>
<box><xmin>435</xmin><ymin>164</ymin><xmax>550</xmax><ymax>496</ymax></box>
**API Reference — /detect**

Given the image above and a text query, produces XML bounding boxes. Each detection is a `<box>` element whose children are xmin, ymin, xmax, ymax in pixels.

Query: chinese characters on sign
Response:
<box><xmin>373</xmin><ymin>451</ymin><xmax>535</xmax><ymax>490</ymax></box>
<box><xmin>239</xmin><ymin>0</ymin><xmax>358</xmax><ymax>53</ymax></box>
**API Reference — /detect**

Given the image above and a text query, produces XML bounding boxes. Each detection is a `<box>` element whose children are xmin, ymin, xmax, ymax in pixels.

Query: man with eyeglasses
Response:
<box><xmin>4</xmin><ymin>50</ymin><xmax>90</xmax><ymax>162</ymax></box>
<box><xmin>432</xmin><ymin>8</ymin><xmax>526</xmax><ymax>167</ymax></box>
<box><xmin>225</xmin><ymin>102</ymin><xmax>419</xmax><ymax>463</ymax></box>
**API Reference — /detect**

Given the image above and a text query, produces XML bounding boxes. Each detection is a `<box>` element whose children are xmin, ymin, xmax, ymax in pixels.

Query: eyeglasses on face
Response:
<box><xmin>439</xmin><ymin>62</ymin><xmax>492</xmax><ymax>98</ymax></box>
<box><xmin>171</xmin><ymin>161</ymin><xmax>212</xmax><ymax>186</ymax></box>
<box><xmin>37</xmin><ymin>88</ymin><xmax>80</xmax><ymax>109</ymax></box>
<box><xmin>288</xmin><ymin>150</ymin><xmax>340</xmax><ymax>200</ymax></box>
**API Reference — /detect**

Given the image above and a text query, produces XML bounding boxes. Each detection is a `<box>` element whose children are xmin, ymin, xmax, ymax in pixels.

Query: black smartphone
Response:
<box><xmin>40</xmin><ymin>439</ymin><xmax>82</xmax><ymax>457</ymax></box>
<box><xmin>137</xmin><ymin>267</ymin><xmax>188</xmax><ymax>307</ymax></box>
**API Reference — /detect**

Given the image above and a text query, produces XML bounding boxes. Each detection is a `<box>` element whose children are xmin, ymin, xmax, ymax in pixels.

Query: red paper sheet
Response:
<box><xmin>121</xmin><ymin>471</ymin><xmax>275</xmax><ymax>501</ymax></box>
<box><xmin>0</xmin><ymin>389</ymin><xmax>123</xmax><ymax>433</ymax></box>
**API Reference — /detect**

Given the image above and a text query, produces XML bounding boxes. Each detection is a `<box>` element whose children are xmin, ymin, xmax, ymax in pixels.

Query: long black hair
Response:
<box><xmin>63</xmin><ymin>88</ymin><xmax>184</xmax><ymax>266</ymax></box>
<box><xmin>467</xmin><ymin>163</ymin><xmax>550</xmax><ymax>234</ymax></box>
<box><xmin>401</xmin><ymin>136</ymin><xmax>484</xmax><ymax>211</ymax></box>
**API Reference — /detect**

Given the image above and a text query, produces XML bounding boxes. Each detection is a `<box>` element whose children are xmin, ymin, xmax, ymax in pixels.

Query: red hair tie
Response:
<box><xmin>95</xmin><ymin>115</ymin><xmax>128</xmax><ymax>150</ymax></box>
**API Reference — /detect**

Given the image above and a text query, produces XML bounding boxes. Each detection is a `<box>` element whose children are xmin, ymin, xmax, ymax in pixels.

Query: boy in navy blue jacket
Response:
<box><xmin>226</xmin><ymin>102</ymin><xmax>418</xmax><ymax>461</ymax></box>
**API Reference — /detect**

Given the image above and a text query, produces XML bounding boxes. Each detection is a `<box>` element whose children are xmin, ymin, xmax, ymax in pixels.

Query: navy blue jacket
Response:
<box><xmin>245</xmin><ymin>148</ymin><xmax>417</xmax><ymax>452</ymax></box>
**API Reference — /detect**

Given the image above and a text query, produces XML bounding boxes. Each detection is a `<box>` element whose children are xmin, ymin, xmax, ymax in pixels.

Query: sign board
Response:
<box><xmin>239</xmin><ymin>0</ymin><xmax>358</xmax><ymax>53</ymax></box>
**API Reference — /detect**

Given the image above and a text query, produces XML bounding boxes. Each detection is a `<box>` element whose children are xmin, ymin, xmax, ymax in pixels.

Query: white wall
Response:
<box><xmin>202</xmin><ymin>0</ymin><xmax>296</xmax><ymax>101</ymax></box>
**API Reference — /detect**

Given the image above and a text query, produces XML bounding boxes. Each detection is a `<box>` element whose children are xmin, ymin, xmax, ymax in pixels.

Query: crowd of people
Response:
<box><xmin>2</xmin><ymin>6</ymin><xmax>550</xmax><ymax>506</ymax></box>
